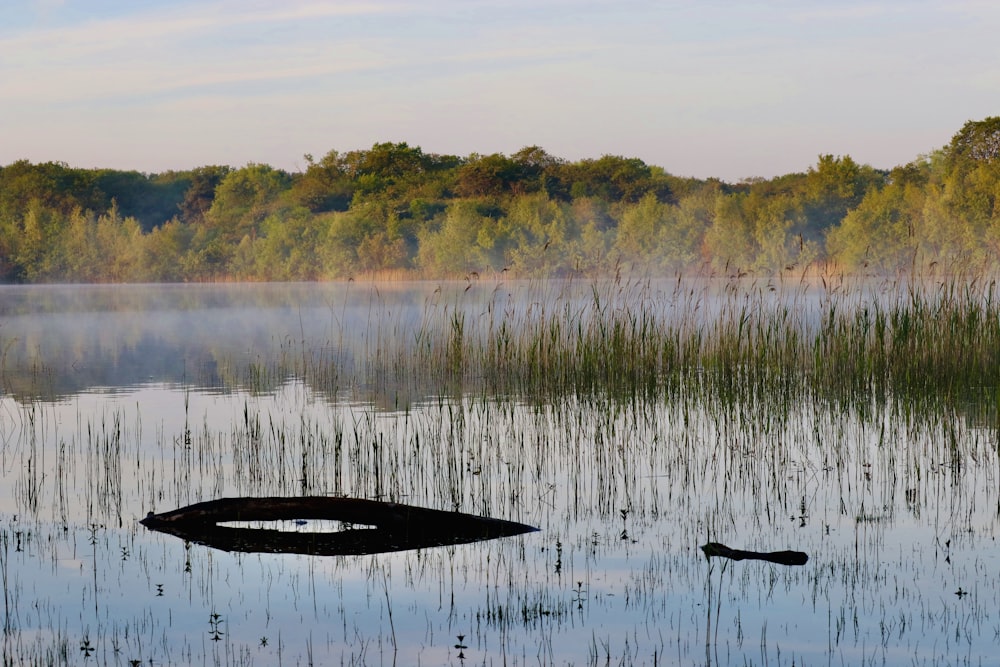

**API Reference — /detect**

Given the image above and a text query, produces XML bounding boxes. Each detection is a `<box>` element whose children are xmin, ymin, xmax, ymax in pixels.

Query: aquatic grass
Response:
<box><xmin>2</xmin><ymin>338</ymin><xmax>997</xmax><ymax>664</ymax></box>
<box><xmin>342</xmin><ymin>274</ymin><xmax>1000</xmax><ymax>420</ymax></box>
<box><xmin>811</xmin><ymin>276</ymin><xmax>1000</xmax><ymax>413</ymax></box>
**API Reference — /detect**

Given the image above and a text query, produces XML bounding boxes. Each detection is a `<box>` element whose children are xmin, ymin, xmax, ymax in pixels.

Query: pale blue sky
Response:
<box><xmin>2</xmin><ymin>0</ymin><xmax>997</xmax><ymax>181</ymax></box>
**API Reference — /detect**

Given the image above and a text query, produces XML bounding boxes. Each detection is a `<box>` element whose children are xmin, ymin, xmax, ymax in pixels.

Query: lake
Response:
<box><xmin>1</xmin><ymin>278</ymin><xmax>997</xmax><ymax>665</ymax></box>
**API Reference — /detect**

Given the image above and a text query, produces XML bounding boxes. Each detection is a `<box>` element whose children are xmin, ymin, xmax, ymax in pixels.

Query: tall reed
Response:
<box><xmin>350</xmin><ymin>275</ymin><xmax>1000</xmax><ymax>418</ymax></box>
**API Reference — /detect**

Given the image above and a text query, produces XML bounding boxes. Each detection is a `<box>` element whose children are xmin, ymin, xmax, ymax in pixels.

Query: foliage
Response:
<box><xmin>2</xmin><ymin>117</ymin><xmax>1000</xmax><ymax>283</ymax></box>
<box><xmin>949</xmin><ymin>116</ymin><xmax>1000</xmax><ymax>164</ymax></box>
<box><xmin>417</xmin><ymin>200</ymin><xmax>495</xmax><ymax>274</ymax></box>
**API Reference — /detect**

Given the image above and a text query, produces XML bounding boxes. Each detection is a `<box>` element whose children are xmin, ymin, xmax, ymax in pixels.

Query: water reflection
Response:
<box><xmin>1</xmin><ymin>282</ymin><xmax>432</xmax><ymax>401</ymax></box>
<box><xmin>1</xmin><ymin>282</ymin><xmax>998</xmax><ymax>665</ymax></box>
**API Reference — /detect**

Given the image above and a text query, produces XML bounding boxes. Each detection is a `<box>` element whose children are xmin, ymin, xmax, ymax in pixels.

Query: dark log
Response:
<box><xmin>140</xmin><ymin>496</ymin><xmax>538</xmax><ymax>556</ymax></box>
<box><xmin>700</xmin><ymin>542</ymin><xmax>808</xmax><ymax>566</ymax></box>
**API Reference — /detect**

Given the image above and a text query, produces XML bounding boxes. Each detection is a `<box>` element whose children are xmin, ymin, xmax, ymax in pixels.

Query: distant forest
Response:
<box><xmin>2</xmin><ymin>117</ymin><xmax>999</xmax><ymax>283</ymax></box>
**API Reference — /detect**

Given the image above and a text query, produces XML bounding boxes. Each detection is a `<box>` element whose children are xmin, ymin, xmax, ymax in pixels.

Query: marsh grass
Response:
<box><xmin>5</xmin><ymin>274</ymin><xmax>996</xmax><ymax>415</ymax></box>
<box><xmin>310</xmin><ymin>274</ymin><xmax>1000</xmax><ymax>423</ymax></box>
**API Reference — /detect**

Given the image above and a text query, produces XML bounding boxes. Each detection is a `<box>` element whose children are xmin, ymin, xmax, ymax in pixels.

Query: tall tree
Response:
<box><xmin>178</xmin><ymin>166</ymin><xmax>231</xmax><ymax>224</ymax></box>
<box><xmin>800</xmin><ymin>154</ymin><xmax>884</xmax><ymax>242</ymax></box>
<box><xmin>949</xmin><ymin>117</ymin><xmax>1000</xmax><ymax>164</ymax></box>
<box><xmin>943</xmin><ymin>118</ymin><xmax>1000</xmax><ymax>235</ymax></box>
<box><xmin>292</xmin><ymin>151</ymin><xmax>354</xmax><ymax>213</ymax></box>
<box><xmin>206</xmin><ymin>164</ymin><xmax>290</xmax><ymax>242</ymax></box>
<box><xmin>454</xmin><ymin>153</ymin><xmax>521</xmax><ymax>198</ymax></box>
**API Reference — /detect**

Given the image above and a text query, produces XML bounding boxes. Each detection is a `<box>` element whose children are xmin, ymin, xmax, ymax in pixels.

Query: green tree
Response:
<box><xmin>416</xmin><ymin>200</ymin><xmax>493</xmax><ymax>275</ymax></box>
<box><xmin>138</xmin><ymin>219</ymin><xmax>196</xmax><ymax>282</ymax></box>
<box><xmin>207</xmin><ymin>164</ymin><xmax>290</xmax><ymax>237</ymax></box>
<box><xmin>751</xmin><ymin>195</ymin><xmax>810</xmax><ymax>271</ymax></box>
<box><xmin>178</xmin><ymin>166</ymin><xmax>231</xmax><ymax>224</ymax></box>
<box><xmin>454</xmin><ymin>153</ymin><xmax>521</xmax><ymax>198</ymax></box>
<box><xmin>8</xmin><ymin>200</ymin><xmax>65</xmax><ymax>281</ymax></box>
<box><xmin>704</xmin><ymin>193</ymin><xmax>756</xmax><ymax>271</ymax></box>
<box><xmin>337</xmin><ymin>142</ymin><xmax>440</xmax><ymax>207</ymax></box>
<box><xmin>942</xmin><ymin>119</ymin><xmax>1000</xmax><ymax>241</ymax></box>
<box><xmin>510</xmin><ymin>145</ymin><xmax>563</xmax><ymax>195</ymax></box>
<box><xmin>504</xmin><ymin>193</ymin><xmax>568</xmax><ymax>275</ymax></box>
<box><xmin>550</xmin><ymin>155</ymin><xmax>668</xmax><ymax>203</ymax></box>
<box><xmin>664</xmin><ymin>188</ymin><xmax>715</xmax><ymax>270</ymax></box>
<box><xmin>92</xmin><ymin>169</ymin><xmax>188</xmax><ymax>231</ymax></box>
<box><xmin>292</xmin><ymin>152</ymin><xmax>354</xmax><ymax>213</ymax></box>
<box><xmin>560</xmin><ymin>197</ymin><xmax>614</xmax><ymax>275</ymax></box>
<box><xmin>318</xmin><ymin>210</ymin><xmax>379</xmax><ymax>278</ymax></box>
<box><xmin>800</xmin><ymin>154</ymin><xmax>885</xmax><ymax>242</ymax></box>
<box><xmin>949</xmin><ymin>116</ymin><xmax>1000</xmax><ymax>164</ymax></box>
<box><xmin>357</xmin><ymin>232</ymin><xmax>408</xmax><ymax>273</ymax></box>
<box><xmin>253</xmin><ymin>208</ymin><xmax>329</xmax><ymax>280</ymax></box>
<box><xmin>55</xmin><ymin>207</ymin><xmax>100</xmax><ymax>280</ymax></box>
<box><xmin>614</xmin><ymin>192</ymin><xmax>669</xmax><ymax>268</ymax></box>
<box><xmin>0</xmin><ymin>161</ymin><xmax>102</xmax><ymax>219</ymax></box>
<box><xmin>827</xmin><ymin>183</ymin><xmax>917</xmax><ymax>271</ymax></box>
<box><xmin>917</xmin><ymin>185</ymin><xmax>982</xmax><ymax>267</ymax></box>
<box><xmin>704</xmin><ymin>190</ymin><xmax>811</xmax><ymax>273</ymax></box>
<box><xmin>95</xmin><ymin>204</ymin><xmax>143</xmax><ymax>281</ymax></box>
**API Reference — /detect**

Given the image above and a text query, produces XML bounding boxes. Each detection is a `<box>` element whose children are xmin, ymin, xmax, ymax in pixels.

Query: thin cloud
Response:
<box><xmin>2</xmin><ymin>0</ymin><xmax>599</xmax><ymax>105</ymax></box>
<box><xmin>0</xmin><ymin>1</ymin><xmax>408</xmax><ymax>103</ymax></box>
<box><xmin>0</xmin><ymin>1</ymin><xmax>402</xmax><ymax>58</ymax></box>
<box><xmin>787</xmin><ymin>4</ymin><xmax>905</xmax><ymax>22</ymax></box>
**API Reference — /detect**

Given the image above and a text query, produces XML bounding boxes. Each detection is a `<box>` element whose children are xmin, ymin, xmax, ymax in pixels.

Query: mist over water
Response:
<box><xmin>0</xmin><ymin>278</ymin><xmax>845</xmax><ymax>401</ymax></box>
<box><xmin>1</xmin><ymin>280</ymin><xmax>997</xmax><ymax>665</ymax></box>
<box><xmin>1</xmin><ymin>282</ymin><xmax>432</xmax><ymax>398</ymax></box>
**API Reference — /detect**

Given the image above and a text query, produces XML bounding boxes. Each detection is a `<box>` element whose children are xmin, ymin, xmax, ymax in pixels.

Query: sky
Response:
<box><xmin>1</xmin><ymin>0</ymin><xmax>998</xmax><ymax>182</ymax></box>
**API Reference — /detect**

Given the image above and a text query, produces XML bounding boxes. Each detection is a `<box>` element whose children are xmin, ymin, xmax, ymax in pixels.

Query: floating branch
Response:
<box><xmin>140</xmin><ymin>496</ymin><xmax>538</xmax><ymax>556</ymax></box>
<box><xmin>700</xmin><ymin>542</ymin><xmax>808</xmax><ymax>566</ymax></box>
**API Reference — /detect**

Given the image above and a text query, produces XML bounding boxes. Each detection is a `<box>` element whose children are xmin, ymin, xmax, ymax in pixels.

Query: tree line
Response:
<box><xmin>1</xmin><ymin>117</ymin><xmax>999</xmax><ymax>282</ymax></box>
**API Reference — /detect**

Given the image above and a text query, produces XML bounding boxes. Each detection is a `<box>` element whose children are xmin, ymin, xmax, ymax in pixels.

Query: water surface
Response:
<box><xmin>1</xmin><ymin>280</ymin><xmax>997</xmax><ymax>666</ymax></box>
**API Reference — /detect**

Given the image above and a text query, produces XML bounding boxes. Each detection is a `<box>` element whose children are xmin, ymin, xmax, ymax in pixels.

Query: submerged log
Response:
<box><xmin>140</xmin><ymin>496</ymin><xmax>538</xmax><ymax>556</ymax></box>
<box><xmin>700</xmin><ymin>542</ymin><xmax>808</xmax><ymax>566</ymax></box>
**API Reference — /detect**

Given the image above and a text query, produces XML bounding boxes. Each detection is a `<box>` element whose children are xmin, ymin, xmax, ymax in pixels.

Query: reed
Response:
<box><xmin>334</xmin><ymin>274</ymin><xmax>1000</xmax><ymax>418</ymax></box>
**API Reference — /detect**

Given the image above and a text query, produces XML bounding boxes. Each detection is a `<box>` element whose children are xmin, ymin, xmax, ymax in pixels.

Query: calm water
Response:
<box><xmin>1</xmin><ymin>281</ymin><xmax>997</xmax><ymax>666</ymax></box>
